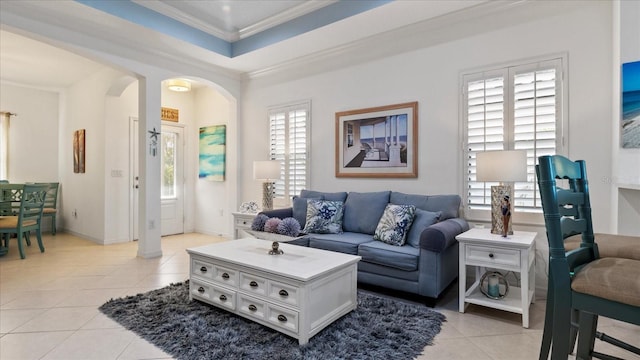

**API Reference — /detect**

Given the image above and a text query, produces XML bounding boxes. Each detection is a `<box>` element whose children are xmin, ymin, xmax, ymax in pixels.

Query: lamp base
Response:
<box><xmin>262</xmin><ymin>182</ymin><xmax>275</xmax><ymax>211</ymax></box>
<box><xmin>490</xmin><ymin>185</ymin><xmax>513</xmax><ymax>236</ymax></box>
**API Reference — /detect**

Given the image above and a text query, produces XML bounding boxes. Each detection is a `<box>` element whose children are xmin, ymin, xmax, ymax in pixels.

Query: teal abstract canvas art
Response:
<box><xmin>199</xmin><ymin>125</ymin><xmax>226</xmax><ymax>181</ymax></box>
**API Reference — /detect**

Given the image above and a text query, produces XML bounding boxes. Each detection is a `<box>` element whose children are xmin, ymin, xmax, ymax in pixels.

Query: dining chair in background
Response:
<box><xmin>39</xmin><ymin>182</ymin><xmax>59</xmax><ymax>235</ymax></box>
<box><xmin>0</xmin><ymin>183</ymin><xmax>48</xmax><ymax>259</ymax></box>
<box><xmin>536</xmin><ymin>155</ymin><xmax>640</xmax><ymax>360</ymax></box>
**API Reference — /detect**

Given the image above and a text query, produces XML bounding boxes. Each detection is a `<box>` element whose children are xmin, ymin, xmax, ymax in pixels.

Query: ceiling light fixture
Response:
<box><xmin>166</xmin><ymin>79</ymin><xmax>191</xmax><ymax>92</ymax></box>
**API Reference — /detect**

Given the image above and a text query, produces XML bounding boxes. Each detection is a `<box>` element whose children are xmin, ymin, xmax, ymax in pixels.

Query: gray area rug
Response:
<box><xmin>99</xmin><ymin>281</ymin><xmax>445</xmax><ymax>360</ymax></box>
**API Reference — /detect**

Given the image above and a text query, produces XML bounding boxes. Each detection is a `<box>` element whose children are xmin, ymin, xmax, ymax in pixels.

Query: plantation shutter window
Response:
<box><xmin>269</xmin><ymin>101</ymin><xmax>310</xmax><ymax>202</ymax></box>
<box><xmin>463</xmin><ymin>57</ymin><xmax>565</xmax><ymax>218</ymax></box>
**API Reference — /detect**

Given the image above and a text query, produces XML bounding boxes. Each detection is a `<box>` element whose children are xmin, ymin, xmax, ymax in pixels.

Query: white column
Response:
<box><xmin>137</xmin><ymin>76</ymin><xmax>163</xmax><ymax>258</ymax></box>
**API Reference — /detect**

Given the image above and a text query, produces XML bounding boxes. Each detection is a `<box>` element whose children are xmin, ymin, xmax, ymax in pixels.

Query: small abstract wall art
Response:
<box><xmin>622</xmin><ymin>60</ymin><xmax>640</xmax><ymax>148</ymax></box>
<box><xmin>199</xmin><ymin>125</ymin><xmax>226</xmax><ymax>181</ymax></box>
<box><xmin>73</xmin><ymin>129</ymin><xmax>85</xmax><ymax>173</ymax></box>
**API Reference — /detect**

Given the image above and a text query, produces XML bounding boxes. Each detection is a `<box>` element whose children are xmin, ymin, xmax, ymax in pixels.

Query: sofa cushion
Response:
<box><xmin>292</xmin><ymin>196</ymin><xmax>322</xmax><ymax>229</ymax></box>
<box><xmin>406</xmin><ymin>209</ymin><xmax>441</xmax><ymax>248</ymax></box>
<box><xmin>300</xmin><ymin>190</ymin><xmax>348</xmax><ymax>202</ymax></box>
<box><xmin>358</xmin><ymin>241</ymin><xmax>420</xmax><ymax>272</ymax></box>
<box><xmin>390</xmin><ymin>192</ymin><xmax>460</xmax><ymax>220</ymax></box>
<box><xmin>343</xmin><ymin>191</ymin><xmax>391</xmax><ymax>234</ymax></box>
<box><xmin>303</xmin><ymin>200</ymin><xmax>344</xmax><ymax>234</ymax></box>
<box><xmin>373</xmin><ymin>204</ymin><xmax>416</xmax><ymax>246</ymax></box>
<box><xmin>308</xmin><ymin>232</ymin><xmax>373</xmax><ymax>255</ymax></box>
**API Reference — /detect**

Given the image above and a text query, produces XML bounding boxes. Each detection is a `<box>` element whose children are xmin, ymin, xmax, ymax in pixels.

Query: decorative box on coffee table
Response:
<box><xmin>187</xmin><ymin>238</ymin><xmax>361</xmax><ymax>345</ymax></box>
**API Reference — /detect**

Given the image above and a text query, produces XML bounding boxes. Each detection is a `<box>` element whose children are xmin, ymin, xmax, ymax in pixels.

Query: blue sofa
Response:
<box><xmin>260</xmin><ymin>190</ymin><xmax>469</xmax><ymax>300</ymax></box>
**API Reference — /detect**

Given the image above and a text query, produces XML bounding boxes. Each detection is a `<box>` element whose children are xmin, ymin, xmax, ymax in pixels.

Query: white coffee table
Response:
<box><xmin>187</xmin><ymin>238</ymin><xmax>361</xmax><ymax>345</ymax></box>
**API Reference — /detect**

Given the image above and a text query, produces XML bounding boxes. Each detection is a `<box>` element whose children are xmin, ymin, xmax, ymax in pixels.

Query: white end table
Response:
<box><xmin>232</xmin><ymin>212</ymin><xmax>256</xmax><ymax>239</ymax></box>
<box><xmin>456</xmin><ymin>228</ymin><xmax>536</xmax><ymax>328</ymax></box>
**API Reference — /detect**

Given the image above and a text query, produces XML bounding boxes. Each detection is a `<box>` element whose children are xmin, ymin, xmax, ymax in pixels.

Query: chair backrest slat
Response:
<box><xmin>536</xmin><ymin>155</ymin><xmax>598</xmax><ymax>268</ymax></box>
<box><xmin>19</xmin><ymin>184</ymin><xmax>48</xmax><ymax>224</ymax></box>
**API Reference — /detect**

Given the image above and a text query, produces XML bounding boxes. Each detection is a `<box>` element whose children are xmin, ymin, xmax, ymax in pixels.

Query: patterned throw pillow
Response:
<box><xmin>373</xmin><ymin>204</ymin><xmax>417</xmax><ymax>246</ymax></box>
<box><xmin>302</xmin><ymin>200</ymin><xmax>344</xmax><ymax>234</ymax></box>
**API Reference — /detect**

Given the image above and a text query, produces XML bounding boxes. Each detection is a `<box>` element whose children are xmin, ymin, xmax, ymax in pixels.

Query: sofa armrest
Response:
<box><xmin>258</xmin><ymin>208</ymin><xmax>293</xmax><ymax>219</ymax></box>
<box><xmin>419</xmin><ymin>218</ymin><xmax>470</xmax><ymax>253</ymax></box>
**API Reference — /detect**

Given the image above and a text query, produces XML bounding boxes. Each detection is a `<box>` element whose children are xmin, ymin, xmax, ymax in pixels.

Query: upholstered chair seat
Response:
<box><xmin>565</xmin><ymin>233</ymin><xmax>640</xmax><ymax>260</ymax></box>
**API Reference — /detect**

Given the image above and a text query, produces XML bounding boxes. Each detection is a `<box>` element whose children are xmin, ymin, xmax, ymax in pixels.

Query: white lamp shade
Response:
<box><xmin>253</xmin><ymin>160</ymin><xmax>281</xmax><ymax>181</ymax></box>
<box><xmin>476</xmin><ymin>150</ymin><xmax>528</xmax><ymax>182</ymax></box>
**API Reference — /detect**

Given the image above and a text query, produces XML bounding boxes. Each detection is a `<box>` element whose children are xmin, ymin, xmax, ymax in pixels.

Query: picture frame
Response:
<box><xmin>622</xmin><ymin>60</ymin><xmax>640</xmax><ymax>148</ymax></box>
<box><xmin>335</xmin><ymin>102</ymin><xmax>418</xmax><ymax>178</ymax></box>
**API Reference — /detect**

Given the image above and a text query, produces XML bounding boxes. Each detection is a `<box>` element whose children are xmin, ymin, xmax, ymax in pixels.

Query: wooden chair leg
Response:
<box><xmin>16</xmin><ymin>232</ymin><xmax>26</xmax><ymax>259</ymax></box>
<box><xmin>576</xmin><ymin>312</ymin><xmax>598</xmax><ymax>360</ymax></box>
<box><xmin>24</xmin><ymin>232</ymin><xmax>31</xmax><ymax>246</ymax></box>
<box><xmin>551</xmin><ymin>296</ymin><xmax>572</xmax><ymax>359</ymax></box>
<box><xmin>539</xmin><ymin>285</ymin><xmax>555</xmax><ymax>360</ymax></box>
<box><xmin>36</xmin><ymin>229</ymin><xmax>44</xmax><ymax>253</ymax></box>
<box><xmin>570</xmin><ymin>308</ymin><xmax>580</xmax><ymax>354</ymax></box>
<box><xmin>51</xmin><ymin>215</ymin><xmax>56</xmax><ymax>235</ymax></box>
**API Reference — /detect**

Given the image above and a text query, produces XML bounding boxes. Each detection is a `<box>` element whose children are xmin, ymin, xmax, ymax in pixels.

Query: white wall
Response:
<box><xmin>241</xmin><ymin>3</ymin><xmax>614</xmax><ymax>296</ymax></box>
<box><xmin>0</xmin><ymin>83</ymin><xmax>59</xmax><ymax>183</ymax></box>
<box><xmin>613</xmin><ymin>0</ymin><xmax>640</xmax><ymax>236</ymax></box>
<box><xmin>242</xmin><ymin>3</ymin><xmax>613</xmax><ymax>229</ymax></box>
<box><xmin>193</xmin><ymin>87</ymin><xmax>237</xmax><ymax>237</ymax></box>
<box><xmin>62</xmin><ymin>68</ymin><xmax>127</xmax><ymax>242</ymax></box>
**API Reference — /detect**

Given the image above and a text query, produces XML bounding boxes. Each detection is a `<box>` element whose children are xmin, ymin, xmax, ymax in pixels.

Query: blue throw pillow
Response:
<box><xmin>292</xmin><ymin>196</ymin><xmax>322</xmax><ymax>229</ymax></box>
<box><xmin>373</xmin><ymin>204</ymin><xmax>416</xmax><ymax>246</ymax></box>
<box><xmin>406</xmin><ymin>209</ymin><xmax>441</xmax><ymax>248</ymax></box>
<box><xmin>302</xmin><ymin>200</ymin><xmax>344</xmax><ymax>234</ymax></box>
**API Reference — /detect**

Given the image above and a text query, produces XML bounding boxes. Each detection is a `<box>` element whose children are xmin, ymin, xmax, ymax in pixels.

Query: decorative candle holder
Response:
<box><xmin>480</xmin><ymin>271</ymin><xmax>509</xmax><ymax>300</ymax></box>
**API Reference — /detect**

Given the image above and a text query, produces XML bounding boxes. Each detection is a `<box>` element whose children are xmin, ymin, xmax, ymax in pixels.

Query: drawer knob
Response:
<box><xmin>488</xmin><ymin>253</ymin><xmax>494</xmax><ymax>258</ymax></box>
<box><xmin>197</xmin><ymin>286</ymin><xmax>205</xmax><ymax>293</ymax></box>
<box><xmin>222</xmin><ymin>272</ymin><xmax>230</xmax><ymax>280</ymax></box>
<box><xmin>219</xmin><ymin>294</ymin><xmax>227</xmax><ymax>301</ymax></box>
<box><xmin>249</xmin><ymin>281</ymin><xmax>258</xmax><ymax>288</ymax></box>
<box><xmin>278</xmin><ymin>289</ymin><xmax>289</xmax><ymax>297</ymax></box>
<box><xmin>248</xmin><ymin>304</ymin><xmax>257</xmax><ymax>312</ymax></box>
<box><xmin>277</xmin><ymin>314</ymin><xmax>287</xmax><ymax>322</ymax></box>
<box><xmin>200</xmin><ymin>266</ymin><xmax>207</xmax><ymax>273</ymax></box>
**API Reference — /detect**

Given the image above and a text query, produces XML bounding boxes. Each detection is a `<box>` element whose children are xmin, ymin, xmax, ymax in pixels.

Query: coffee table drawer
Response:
<box><xmin>190</xmin><ymin>280</ymin><xmax>236</xmax><ymax>311</ymax></box>
<box><xmin>238</xmin><ymin>294</ymin><xmax>266</xmax><ymax>321</ymax></box>
<box><xmin>192</xmin><ymin>258</ymin><xmax>215</xmax><ymax>280</ymax></box>
<box><xmin>213</xmin><ymin>265</ymin><xmax>238</xmax><ymax>288</ymax></box>
<box><xmin>268</xmin><ymin>280</ymin><xmax>299</xmax><ymax>307</ymax></box>
<box><xmin>240</xmin><ymin>273</ymin><xmax>267</xmax><ymax>296</ymax></box>
<box><xmin>267</xmin><ymin>303</ymin><xmax>299</xmax><ymax>334</ymax></box>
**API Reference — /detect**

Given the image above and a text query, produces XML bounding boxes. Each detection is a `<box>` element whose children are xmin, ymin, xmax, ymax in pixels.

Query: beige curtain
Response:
<box><xmin>0</xmin><ymin>112</ymin><xmax>12</xmax><ymax>180</ymax></box>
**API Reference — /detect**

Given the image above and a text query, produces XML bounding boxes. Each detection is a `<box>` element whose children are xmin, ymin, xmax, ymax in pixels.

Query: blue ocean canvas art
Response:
<box><xmin>622</xmin><ymin>60</ymin><xmax>640</xmax><ymax>148</ymax></box>
<box><xmin>199</xmin><ymin>125</ymin><xmax>226</xmax><ymax>181</ymax></box>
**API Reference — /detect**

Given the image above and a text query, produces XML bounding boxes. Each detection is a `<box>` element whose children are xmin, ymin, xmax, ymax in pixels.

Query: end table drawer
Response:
<box><xmin>466</xmin><ymin>245</ymin><xmax>520</xmax><ymax>268</ymax></box>
<box><xmin>235</xmin><ymin>218</ymin><xmax>252</xmax><ymax>228</ymax></box>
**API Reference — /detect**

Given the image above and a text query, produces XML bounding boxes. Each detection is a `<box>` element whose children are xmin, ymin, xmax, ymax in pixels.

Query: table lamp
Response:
<box><xmin>476</xmin><ymin>150</ymin><xmax>527</xmax><ymax>236</ymax></box>
<box><xmin>253</xmin><ymin>160</ymin><xmax>281</xmax><ymax>211</ymax></box>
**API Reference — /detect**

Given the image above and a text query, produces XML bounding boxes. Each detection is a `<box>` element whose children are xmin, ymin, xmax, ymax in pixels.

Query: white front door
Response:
<box><xmin>160</xmin><ymin>125</ymin><xmax>184</xmax><ymax>236</ymax></box>
<box><xmin>130</xmin><ymin>119</ymin><xmax>184</xmax><ymax>239</ymax></box>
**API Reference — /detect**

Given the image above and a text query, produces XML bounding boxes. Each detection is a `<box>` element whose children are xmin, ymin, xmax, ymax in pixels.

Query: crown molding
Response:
<box><xmin>131</xmin><ymin>0</ymin><xmax>337</xmax><ymax>43</ymax></box>
<box><xmin>238</xmin><ymin>0</ymin><xmax>338</xmax><ymax>40</ymax></box>
<box><xmin>244</xmin><ymin>0</ymin><xmax>574</xmax><ymax>83</ymax></box>
<box><xmin>131</xmin><ymin>0</ymin><xmax>233</xmax><ymax>41</ymax></box>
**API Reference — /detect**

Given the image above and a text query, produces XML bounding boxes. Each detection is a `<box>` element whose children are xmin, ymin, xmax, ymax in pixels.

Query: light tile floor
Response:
<box><xmin>1</xmin><ymin>233</ymin><xmax>638</xmax><ymax>360</ymax></box>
